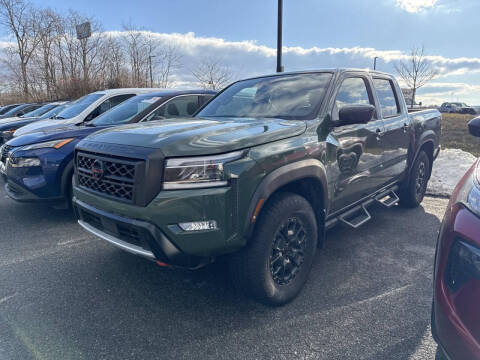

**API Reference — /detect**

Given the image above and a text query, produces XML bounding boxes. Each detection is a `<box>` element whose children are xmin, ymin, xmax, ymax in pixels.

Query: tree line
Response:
<box><xmin>0</xmin><ymin>0</ymin><xmax>233</xmax><ymax>104</ymax></box>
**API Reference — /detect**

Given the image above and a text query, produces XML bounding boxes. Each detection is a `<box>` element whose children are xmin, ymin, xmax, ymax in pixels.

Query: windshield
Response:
<box><xmin>38</xmin><ymin>104</ymin><xmax>68</xmax><ymax>120</ymax></box>
<box><xmin>197</xmin><ymin>73</ymin><xmax>333</xmax><ymax>120</ymax></box>
<box><xmin>0</xmin><ymin>105</ymin><xmax>16</xmax><ymax>115</ymax></box>
<box><xmin>21</xmin><ymin>103</ymin><xmax>57</xmax><ymax>118</ymax></box>
<box><xmin>91</xmin><ymin>94</ymin><xmax>162</xmax><ymax>126</ymax></box>
<box><xmin>55</xmin><ymin>93</ymin><xmax>104</xmax><ymax>119</ymax></box>
<box><xmin>1</xmin><ymin>104</ymin><xmax>27</xmax><ymax>117</ymax></box>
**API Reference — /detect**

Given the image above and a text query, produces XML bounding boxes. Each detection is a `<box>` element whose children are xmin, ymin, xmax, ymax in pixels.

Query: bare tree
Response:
<box><xmin>102</xmin><ymin>35</ymin><xmax>128</xmax><ymax>88</ymax></box>
<box><xmin>394</xmin><ymin>46</ymin><xmax>438</xmax><ymax>108</ymax></box>
<box><xmin>155</xmin><ymin>43</ymin><xmax>182</xmax><ymax>88</ymax></box>
<box><xmin>35</xmin><ymin>8</ymin><xmax>60</xmax><ymax>100</ymax></box>
<box><xmin>55</xmin><ymin>10</ymin><xmax>81</xmax><ymax>90</ymax></box>
<box><xmin>0</xmin><ymin>0</ymin><xmax>41</xmax><ymax>99</ymax></box>
<box><xmin>191</xmin><ymin>58</ymin><xmax>233</xmax><ymax>90</ymax></box>
<box><xmin>122</xmin><ymin>22</ymin><xmax>148</xmax><ymax>87</ymax></box>
<box><xmin>0</xmin><ymin>4</ymin><xmax>190</xmax><ymax>102</ymax></box>
<box><xmin>143</xmin><ymin>32</ymin><xmax>159</xmax><ymax>87</ymax></box>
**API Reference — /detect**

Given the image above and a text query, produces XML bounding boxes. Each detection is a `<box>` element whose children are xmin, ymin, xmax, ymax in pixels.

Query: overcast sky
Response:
<box><xmin>3</xmin><ymin>0</ymin><xmax>480</xmax><ymax>105</ymax></box>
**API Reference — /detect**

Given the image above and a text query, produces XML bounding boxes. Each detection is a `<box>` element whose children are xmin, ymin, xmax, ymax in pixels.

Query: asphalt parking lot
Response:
<box><xmin>0</xmin><ymin>185</ymin><xmax>448</xmax><ymax>360</ymax></box>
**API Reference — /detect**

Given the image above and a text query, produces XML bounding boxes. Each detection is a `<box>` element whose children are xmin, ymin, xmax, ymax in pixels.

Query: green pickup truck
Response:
<box><xmin>73</xmin><ymin>69</ymin><xmax>441</xmax><ymax>305</ymax></box>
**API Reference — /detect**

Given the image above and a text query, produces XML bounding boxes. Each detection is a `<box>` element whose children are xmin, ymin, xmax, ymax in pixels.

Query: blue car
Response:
<box><xmin>0</xmin><ymin>104</ymin><xmax>22</xmax><ymax>116</ymax></box>
<box><xmin>0</xmin><ymin>102</ymin><xmax>69</xmax><ymax>145</ymax></box>
<box><xmin>0</xmin><ymin>90</ymin><xmax>215</xmax><ymax>208</ymax></box>
<box><xmin>0</xmin><ymin>103</ymin><xmax>44</xmax><ymax>119</ymax></box>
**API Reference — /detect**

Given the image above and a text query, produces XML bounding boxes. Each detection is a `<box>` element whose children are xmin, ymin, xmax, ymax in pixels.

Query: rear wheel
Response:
<box><xmin>399</xmin><ymin>151</ymin><xmax>430</xmax><ymax>208</ymax></box>
<box><xmin>229</xmin><ymin>192</ymin><xmax>317</xmax><ymax>306</ymax></box>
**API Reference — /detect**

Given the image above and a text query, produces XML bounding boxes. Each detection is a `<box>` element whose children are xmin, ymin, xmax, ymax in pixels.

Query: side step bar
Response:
<box><xmin>338</xmin><ymin>204</ymin><xmax>372</xmax><ymax>229</ymax></box>
<box><xmin>325</xmin><ymin>186</ymin><xmax>399</xmax><ymax>230</ymax></box>
<box><xmin>375</xmin><ymin>190</ymin><xmax>399</xmax><ymax>208</ymax></box>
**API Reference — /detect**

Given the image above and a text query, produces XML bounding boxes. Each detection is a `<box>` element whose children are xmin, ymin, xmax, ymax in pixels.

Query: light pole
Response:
<box><xmin>373</xmin><ymin>56</ymin><xmax>379</xmax><ymax>70</ymax></box>
<box><xmin>149</xmin><ymin>55</ymin><xmax>156</xmax><ymax>87</ymax></box>
<box><xmin>277</xmin><ymin>0</ymin><xmax>283</xmax><ymax>73</ymax></box>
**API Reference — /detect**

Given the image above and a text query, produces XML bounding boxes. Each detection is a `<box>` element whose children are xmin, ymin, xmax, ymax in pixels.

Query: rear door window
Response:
<box><xmin>373</xmin><ymin>78</ymin><xmax>401</xmax><ymax>118</ymax></box>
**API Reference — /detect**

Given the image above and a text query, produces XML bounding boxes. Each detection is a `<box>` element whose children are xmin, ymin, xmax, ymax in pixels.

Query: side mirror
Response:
<box><xmin>338</xmin><ymin>104</ymin><xmax>376</xmax><ymax>126</ymax></box>
<box><xmin>468</xmin><ymin>117</ymin><xmax>480</xmax><ymax>137</ymax></box>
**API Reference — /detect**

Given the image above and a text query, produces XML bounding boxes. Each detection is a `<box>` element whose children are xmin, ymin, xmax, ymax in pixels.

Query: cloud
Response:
<box><xmin>2</xmin><ymin>30</ymin><xmax>480</xmax><ymax>104</ymax></box>
<box><xmin>105</xmin><ymin>31</ymin><xmax>480</xmax><ymax>81</ymax></box>
<box><xmin>0</xmin><ymin>41</ymin><xmax>12</xmax><ymax>49</ymax></box>
<box><xmin>395</xmin><ymin>0</ymin><xmax>439</xmax><ymax>13</ymax></box>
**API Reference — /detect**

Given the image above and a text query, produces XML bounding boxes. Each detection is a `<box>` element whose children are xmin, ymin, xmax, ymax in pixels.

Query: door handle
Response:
<box><xmin>376</xmin><ymin>128</ymin><xmax>383</xmax><ymax>141</ymax></box>
<box><xmin>403</xmin><ymin>123</ymin><xmax>409</xmax><ymax>133</ymax></box>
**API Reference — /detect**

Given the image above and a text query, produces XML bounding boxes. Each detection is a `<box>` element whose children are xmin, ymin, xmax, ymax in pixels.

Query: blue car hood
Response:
<box><xmin>7</xmin><ymin>125</ymin><xmax>107</xmax><ymax>147</ymax></box>
<box><xmin>13</xmin><ymin>119</ymin><xmax>72</xmax><ymax>137</ymax></box>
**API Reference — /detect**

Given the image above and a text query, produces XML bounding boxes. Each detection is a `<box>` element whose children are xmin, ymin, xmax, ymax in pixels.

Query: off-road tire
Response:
<box><xmin>229</xmin><ymin>192</ymin><xmax>317</xmax><ymax>306</ymax></box>
<box><xmin>399</xmin><ymin>151</ymin><xmax>430</xmax><ymax>208</ymax></box>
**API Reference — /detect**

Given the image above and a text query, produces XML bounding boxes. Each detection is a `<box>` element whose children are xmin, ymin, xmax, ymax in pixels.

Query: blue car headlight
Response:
<box><xmin>10</xmin><ymin>157</ymin><xmax>41</xmax><ymax>168</ymax></box>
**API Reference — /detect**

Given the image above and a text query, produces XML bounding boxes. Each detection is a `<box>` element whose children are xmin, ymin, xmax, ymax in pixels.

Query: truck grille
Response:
<box><xmin>76</xmin><ymin>152</ymin><xmax>142</xmax><ymax>203</ymax></box>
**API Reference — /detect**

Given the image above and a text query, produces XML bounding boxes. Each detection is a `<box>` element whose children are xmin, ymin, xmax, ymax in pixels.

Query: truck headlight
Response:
<box><xmin>163</xmin><ymin>151</ymin><xmax>244</xmax><ymax>190</ymax></box>
<box><xmin>21</xmin><ymin>138</ymin><xmax>73</xmax><ymax>151</ymax></box>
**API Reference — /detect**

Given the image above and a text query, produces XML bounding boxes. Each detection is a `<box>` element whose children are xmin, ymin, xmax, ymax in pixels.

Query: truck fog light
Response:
<box><xmin>178</xmin><ymin>220</ymin><xmax>218</xmax><ymax>232</ymax></box>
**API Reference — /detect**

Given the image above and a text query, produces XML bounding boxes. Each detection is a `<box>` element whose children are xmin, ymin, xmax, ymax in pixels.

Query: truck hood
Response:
<box><xmin>7</xmin><ymin>125</ymin><xmax>105</xmax><ymax>147</ymax></box>
<box><xmin>14</xmin><ymin>119</ymin><xmax>70</xmax><ymax>137</ymax></box>
<box><xmin>83</xmin><ymin>117</ymin><xmax>307</xmax><ymax>157</ymax></box>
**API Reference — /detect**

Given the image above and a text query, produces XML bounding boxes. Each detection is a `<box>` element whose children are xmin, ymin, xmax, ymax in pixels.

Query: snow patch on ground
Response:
<box><xmin>427</xmin><ymin>148</ymin><xmax>477</xmax><ymax>197</ymax></box>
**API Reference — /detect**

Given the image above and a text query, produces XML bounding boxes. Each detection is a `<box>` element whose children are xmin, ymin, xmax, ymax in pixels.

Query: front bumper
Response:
<box><xmin>3</xmin><ymin>145</ymin><xmax>74</xmax><ymax>203</ymax></box>
<box><xmin>74</xmin><ymin>198</ymin><xmax>213</xmax><ymax>268</ymax></box>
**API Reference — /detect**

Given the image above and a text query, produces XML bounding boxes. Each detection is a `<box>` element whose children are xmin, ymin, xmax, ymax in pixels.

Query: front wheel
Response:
<box><xmin>399</xmin><ymin>151</ymin><xmax>430</xmax><ymax>208</ymax></box>
<box><xmin>229</xmin><ymin>192</ymin><xmax>317</xmax><ymax>306</ymax></box>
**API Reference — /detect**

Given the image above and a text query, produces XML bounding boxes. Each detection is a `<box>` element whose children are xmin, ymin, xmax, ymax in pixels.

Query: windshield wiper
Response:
<box><xmin>54</xmin><ymin>116</ymin><xmax>65</xmax><ymax>120</ymax></box>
